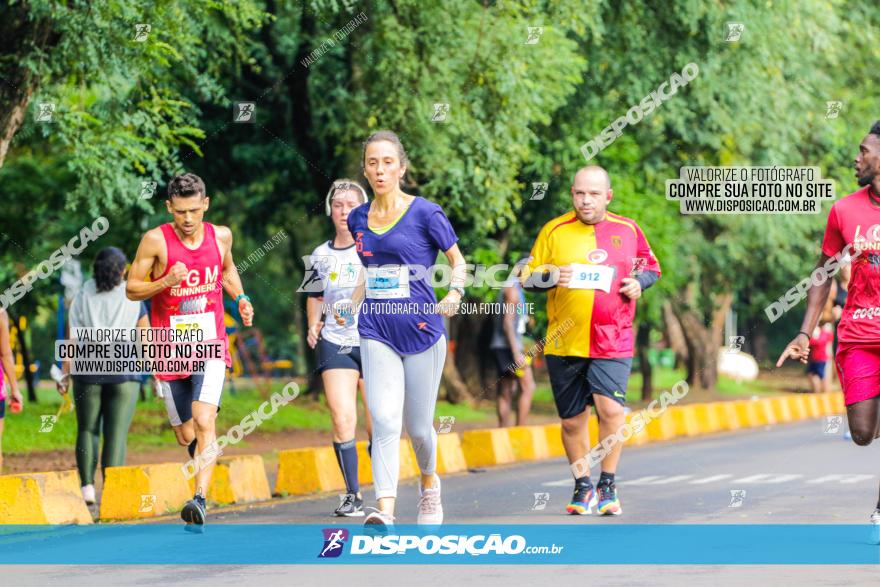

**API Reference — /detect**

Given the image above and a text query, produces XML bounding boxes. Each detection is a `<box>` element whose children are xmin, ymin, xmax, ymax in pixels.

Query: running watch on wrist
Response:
<box><xmin>235</xmin><ymin>293</ymin><xmax>251</xmax><ymax>304</ymax></box>
<box><xmin>450</xmin><ymin>286</ymin><xmax>465</xmax><ymax>298</ymax></box>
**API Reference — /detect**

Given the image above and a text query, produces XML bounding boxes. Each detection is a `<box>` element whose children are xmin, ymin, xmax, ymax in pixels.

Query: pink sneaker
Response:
<box><xmin>417</xmin><ymin>475</ymin><xmax>443</xmax><ymax>525</ymax></box>
<box><xmin>364</xmin><ymin>510</ymin><xmax>395</xmax><ymax>533</ymax></box>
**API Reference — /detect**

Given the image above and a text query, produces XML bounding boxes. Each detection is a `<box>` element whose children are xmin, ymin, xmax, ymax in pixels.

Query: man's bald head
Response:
<box><xmin>574</xmin><ymin>165</ymin><xmax>611</xmax><ymax>190</ymax></box>
<box><xmin>571</xmin><ymin>165</ymin><xmax>613</xmax><ymax>224</ymax></box>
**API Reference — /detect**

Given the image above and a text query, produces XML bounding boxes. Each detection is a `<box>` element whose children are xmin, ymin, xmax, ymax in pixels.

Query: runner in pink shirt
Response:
<box><xmin>127</xmin><ymin>173</ymin><xmax>254</xmax><ymax>531</ymax></box>
<box><xmin>777</xmin><ymin>122</ymin><xmax>880</xmax><ymax>541</ymax></box>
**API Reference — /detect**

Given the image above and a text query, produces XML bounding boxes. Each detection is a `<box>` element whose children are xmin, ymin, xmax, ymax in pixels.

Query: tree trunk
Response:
<box><xmin>441</xmin><ymin>316</ymin><xmax>476</xmax><ymax>405</ymax></box>
<box><xmin>662</xmin><ymin>301</ymin><xmax>688</xmax><ymax>366</ymax></box>
<box><xmin>442</xmin><ymin>342</ymin><xmax>476</xmax><ymax>405</ymax></box>
<box><xmin>710</xmin><ymin>292</ymin><xmax>733</xmax><ymax>350</ymax></box>
<box><xmin>675</xmin><ymin>306</ymin><xmax>715</xmax><ymax>392</ymax></box>
<box><xmin>750</xmin><ymin>318</ymin><xmax>768</xmax><ymax>362</ymax></box>
<box><xmin>454</xmin><ymin>311</ymin><xmax>492</xmax><ymax>394</ymax></box>
<box><xmin>0</xmin><ymin>6</ymin><xmax>54</xmax><ymax>169</ymax></box>
<box><xmin>637</xmin><ymin>321</ymin><xmax>653</xmax><ymax>401</ymax></box>
<box><xmin>672</xmin><ymin>292</ymin><xmax>734</xmax><ymax>393</ymax></box>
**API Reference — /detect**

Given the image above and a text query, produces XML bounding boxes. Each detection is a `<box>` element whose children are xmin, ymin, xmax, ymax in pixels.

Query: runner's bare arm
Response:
<box><xmin>776</xmin><ymin>253</ymin><xmax>833</xmax><ymax>367</ymax></box>
<box><xmin>336</xmin><ymin>268</ymin><xmax>365</xmax><ymax>326</ymax></box>
<box><xmin>216</xmin><ymin>225</ymin><xmax>254</xmax><ymax>327</ymax></box>
<box><xmin>437</xmin><ymin>244</ymin><xmax>466</xmax><ymax>317</ymax></box>
<box><xmin>0</xmin><ymin>309</ymin><xmax>22</xmax><ymax>403</ymax></box>
<box><xmin>126</xmin><ymin>229</ymin><xmax>186</xmax><ymax>301</ymax></box>
<box><xmin>306</xmin><ymin>296</ymin><xmax>324</xmax><ymax>349</ymax></box>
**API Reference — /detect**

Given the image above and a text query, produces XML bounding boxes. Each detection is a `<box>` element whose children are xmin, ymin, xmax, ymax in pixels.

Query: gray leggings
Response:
<box><xmin>361</xmin><ymin>335</ymin><xmax>446</xmax><ymax>499</ymax></box>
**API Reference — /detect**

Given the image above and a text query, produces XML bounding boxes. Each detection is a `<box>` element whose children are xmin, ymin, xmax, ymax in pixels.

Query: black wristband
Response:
<box><xmin>797</xmin><ymin>331</ymin><xmax>811</xmax><ymax>340</ymax></box>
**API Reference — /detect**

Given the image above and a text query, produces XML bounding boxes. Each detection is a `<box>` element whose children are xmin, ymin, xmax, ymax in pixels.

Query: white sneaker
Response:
<box><xmin>364</xmin><ymin>510</ymin><xmax>395</xmax><ymax>533</ymax></box>
<box><xmin>870</xmin><ymin>509</ymin><xmax>880</xmax><ymax>545</ymax></box>
<box><xmin>417</xmin><ymin>475</ymin><xmax>443</xmax><ymax>525</ymax></box>
<box><xmin>81</xmin><ymin>484</ymin><xmax>96</xmax><ymax>505</ymax></box>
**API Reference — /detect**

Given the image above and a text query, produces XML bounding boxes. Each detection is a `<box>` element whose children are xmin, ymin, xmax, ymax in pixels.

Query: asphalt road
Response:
<box><xmin>6</xmin><ymin>419</ymin><xmax>880</xmax><ymax>585</ymax></box>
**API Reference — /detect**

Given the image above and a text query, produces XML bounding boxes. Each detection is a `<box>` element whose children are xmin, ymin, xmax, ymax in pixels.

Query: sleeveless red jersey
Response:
<box><xmin>150</xmin><ymin>222</ymin><xmax>230</xmax><ymax>381</ymax></box>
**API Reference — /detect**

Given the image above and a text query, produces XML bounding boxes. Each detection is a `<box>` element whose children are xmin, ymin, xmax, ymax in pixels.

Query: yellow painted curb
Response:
<box><xmin>507</xmin><ymin>425</ymin><xmax>551</xmax><ymax>460</ymax></box>
<box><xmin>356</xmin><ymin>441</ymin><xmax>373</xmax><ymax>485</ymax></box>
<box><xmin>188</xmin><ymin>455</ymin><xmax>271</xmax><ymax>505</ymax></box>
<box><xmin>399</xmin><ymin>439</ymin><xmax>420</xmax><ymax>479</ymax></box>
<box><xmin>0</xmin><ymin>470</ymin><xmax>92</xmax><ymax>524</ymax></box>
<box><xmin>461</xmin><ymin>428</ymin><xmax>515</xmax><ymax>468</ymax></box>
<box><xmin>713</xmin><ymin>402</ymin><xmax>741</xmax><ymax>431</ymax></box>
<box><xmin>830</xmin><ymin>391</ymin><xmax>845</xmax><ymax>413</ymax></box>
<box><xmin>544</xmin><ymin>423</ymin><xmax>566</xmax><ymax>457</ymax></box>
<box><xmin>817</xmin><ymin>393</ymin><xmax>834</xmax><ymax>416</ymax></box>
<box><xmin>274</xmin><ymin>447</ymin><xmax>344</xmax><ymax>496</ymax></box>
<box><xmin>693</xmin><ymin>403</ymin><xmax>722</xmax><ymax>434</ymax></box>
<box><xmin>754</xmin><ymin>399</ymin><xmax>777</xmax><ymax>426</ymax></box>
<box><xmin>769</xmin><ymin>397</ymin><xmax>793</xmax><ymax>423</ymax></box>
<box><xmin>802</xmin><ymin>394</ymin><xmax>821</xmax><ymax>418</ymax></box>
<box><xmin>100</xmin><ymin>463</ymin><xmax>191</xmax><ymax>520</ymax></box>
<box><xmin>436</xmin><ymin>433</ymin><xmax>467</xmax><ymax>474</ymax></box>
<box><xmin>645</xmin><ymin>410</ymin><xmax>677</xmax><ymax>441</ymax></box>
<box><xmin>625</xmin><ymin>411</ymin><xmax>651</xmax><ymax>446</ymax></box>
<box><xmin>787</xmin><ymin>395</ymin><xmax>809</xmax><ymax>420</ymax></box>
<box><xmin>670</xmin><ymin>405</ymin><xmax>700</xmax><ymax>437</ymax></box>
<box><xmin>734</xmin><ymin>400</ymin><xmax>761</xmax><ymax>428</ymax></box>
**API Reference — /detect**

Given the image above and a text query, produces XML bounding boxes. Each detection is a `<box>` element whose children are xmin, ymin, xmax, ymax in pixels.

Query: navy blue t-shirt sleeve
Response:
<box><xmin>426</xmin><ymin>206</ymin><xmax>458</xmax><ymax>252</ymax></box>
<box><xmin>138</xmin><ymin>302</ymin><xmax>149</xmax><ymax>319</ymax></box>
<box><xmin>635</xmin><ymin>270</ymin><xmax>660</xmax><ymax>291</ymax></box>
<box><xmin>347</xmin><ymin>206</ymin><xmax>361</xmax><ymax>241</ymax></box>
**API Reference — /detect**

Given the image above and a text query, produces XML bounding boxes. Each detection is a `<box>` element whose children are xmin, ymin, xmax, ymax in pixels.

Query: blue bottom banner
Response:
<box><xmin>0</xmin><ymin>524</ymin><xmax>879</xmax><ymax>564</ymax></box>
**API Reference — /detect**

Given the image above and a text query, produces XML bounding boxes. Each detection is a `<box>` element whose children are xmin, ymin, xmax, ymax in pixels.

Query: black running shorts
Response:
<box><xmin>316</xmin><ymin>337</ymin><xmax>363</xmax><ymax>375</ymax></box>
<box><xmin>545</xmin><ymin>355</ymin><xmax>633</xmax><ymax>419</ymax></box>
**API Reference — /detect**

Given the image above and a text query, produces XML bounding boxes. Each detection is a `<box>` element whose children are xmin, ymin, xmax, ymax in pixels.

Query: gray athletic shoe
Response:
<box><xmin>334</xmin><ymin>493</ymin><xmax>365</xmax><ymax>517</ymax></box>
<box><xmin>182</xmin><ymin>495</ymin><xmax>207</xmax><ymax>533</ymax></box>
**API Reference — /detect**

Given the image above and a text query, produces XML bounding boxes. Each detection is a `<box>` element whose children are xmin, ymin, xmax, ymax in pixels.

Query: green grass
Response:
<box><xmin>3</xmin><ymin>381</ymin><xmax>332</xmax><ymax>454</ymax></box>
<box><xmin>628</xmin><ymin>367</ymin><xmax>780</xmax><ymax>401</ymax></box>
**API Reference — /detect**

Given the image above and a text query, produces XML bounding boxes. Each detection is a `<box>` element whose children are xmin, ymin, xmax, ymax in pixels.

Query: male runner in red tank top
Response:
<box><xmin>127</xmin><ymin>173</ymin><xmax>254</xmax><ymax>529</ymax></box>
<box><xmin>777</xmin><ymin>122</ymin><xmax>880</xmax><ymax>542</ymax></box>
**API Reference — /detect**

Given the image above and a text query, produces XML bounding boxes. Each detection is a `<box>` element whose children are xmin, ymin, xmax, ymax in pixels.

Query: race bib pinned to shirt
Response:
<box><xmin>365</xmin><ymin>265</ymin><xmax>410</xmax><ymax>299</ymax></box>
<box><xmin>567</xmin><ymin>263</ymin><xmax>615</xmax><ymax>293</ymax></box>
<box><xmin>170</xmin><ymin>312</ymin><xmax>217</xmax><ymax>340</ymax></box>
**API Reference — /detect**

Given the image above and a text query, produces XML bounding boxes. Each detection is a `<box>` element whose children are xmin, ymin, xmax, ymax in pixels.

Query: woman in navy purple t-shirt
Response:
<box><xmin>341</xmin><ymin>130</ymin><xmax>466</xmax><ymax>530</ymax></box>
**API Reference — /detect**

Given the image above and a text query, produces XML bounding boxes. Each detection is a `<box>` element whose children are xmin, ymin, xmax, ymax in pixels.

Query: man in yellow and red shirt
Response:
<box><xmin>521</xmin><ymin>165</ymin><xmax>661</xmax><ymax>517</ymax></box>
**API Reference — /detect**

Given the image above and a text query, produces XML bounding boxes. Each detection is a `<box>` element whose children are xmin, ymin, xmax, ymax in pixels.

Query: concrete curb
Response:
<box><xmin>275</xmin><ymin>447</ymin><xmax>344</xmax><ymax>496</ymax></box>
<box><xmin>0</xmin><ymin>470</ymin><xmax>92</xmax><ymax>524</ymax></box>
<box><xmin>188</xmin><ymin>455</ymin><xmax>272</xmax><ymax>505</ymax></box>
<box><xmin>536</xmin><ymin>393</ymin><xmax>845</xmax><ymax>463</ymax></box>
<box><xmin>2</xmin><ymin>392</ymin><xmax>845</xmax><ymax>524</ymax></box>
<box><xmin>100</xmin><ymin>463</ymin><xmax>191</xmax><ymax>521</ymax></box>
<box><xmin>436</xmin><ymin>433</ymin><xmax>468</xmax><ymax>474</ymax></box>
<box><xmin>508</xmin><ymin>425</ymin><xmax>551</xmax><ymax>461</ymax></box>
<box><xmin>461</xmin><ymin>428</ymin><xmax>515</xmax><ymax>468</ymax></box>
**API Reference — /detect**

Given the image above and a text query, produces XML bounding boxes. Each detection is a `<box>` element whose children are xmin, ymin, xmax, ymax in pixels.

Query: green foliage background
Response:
<box><xmin>2</xmin><ymin>0</ymin><xmax>879</xmax><ymax>388</ymax></box>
